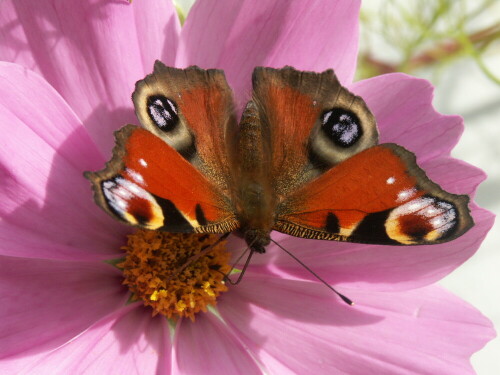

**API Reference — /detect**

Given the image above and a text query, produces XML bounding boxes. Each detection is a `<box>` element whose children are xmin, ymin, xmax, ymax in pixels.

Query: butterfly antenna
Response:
<box><xmin>270</xmin><ymin>239</ymin><xmax>354</xmax><ymax>306</ymax></box>
<box><xmin>166</xmin><ymin>232</ymin><xmax>231</xmax><ymax>282</ymax></box>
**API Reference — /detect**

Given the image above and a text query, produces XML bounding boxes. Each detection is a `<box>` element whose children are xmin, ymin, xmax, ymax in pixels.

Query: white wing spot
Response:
<box><xmin>103</xmin><ymin>180</ymin><xmax>129</xmax><ymax>213</ymax></box>
<box><xmin>397</xmin><ymin>188</ymin><xmax>417</xmax><ymax>202</ymax></box>
<box><xmin>322</xmin><ymin>111</ymin><xmax>332</xmax><ymax>124</ymax></box>
<box><xmin>126</xmin><ymin>168</ymin><xmax>145</xmax><ymax>185</ymax></box>
<box><xmin>167</xmin><ymin>98</ymin><xmax>178</xmax><ymax>114</ymax></box>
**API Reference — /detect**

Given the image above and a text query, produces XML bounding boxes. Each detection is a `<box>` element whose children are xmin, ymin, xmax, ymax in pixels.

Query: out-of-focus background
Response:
<box><xmin>175</xmin><ymin>1</ymin><xmax>500</xmax><ymax>373</ymax></box>
<box><xmin>358</xmin><ymin>2</ymin><xmax>500</xmax><ymax>374</ymax></box>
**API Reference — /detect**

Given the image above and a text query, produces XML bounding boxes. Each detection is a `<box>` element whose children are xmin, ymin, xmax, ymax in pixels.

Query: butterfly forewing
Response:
<box><xmin>274</xmin><ymin>144</ymin><xmax>473</xmax><ymax>245</ymax></box>
<box><xmin>85</xmin><ymin>126</ymin><xmax>238</xmax><ymax>234</ymax></box>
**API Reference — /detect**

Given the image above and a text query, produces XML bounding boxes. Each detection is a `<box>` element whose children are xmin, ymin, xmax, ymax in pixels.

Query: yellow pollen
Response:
<box><xmin>117</xmin><ymin>229</ymin><xmax>231</xmax><ymax>321</ymax></box>
<box><xmin>203</xmin><ymin>281</ymin><xmax>216</xmax><ymax>297</ymax></box>
<box><xmin>176</xmin><ymin>300</ymin><xmax>187</xmax><ymax>312</ymax></box>
<box><xmin>150</xmin><ymin>289</ymin><xmax>168</xmax><ymax>301</ymax></box>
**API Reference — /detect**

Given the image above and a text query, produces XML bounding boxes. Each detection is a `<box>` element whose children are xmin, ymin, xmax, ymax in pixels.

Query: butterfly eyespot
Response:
<box><xmin>385</xmin><ymin>196</ymin><xmax>459</xmax><ymax>244</ymax></box>
<box><xmin>101</xmin><ymin>176</ymin><xmax>164</xmax><ymax>229</ymax></box>
<box><xmin>147</xmin><ymin>95</ymin><xmax>179</xmax><ymax>132</ymax></box>
<box><xmin>321</xmin><ymin>108</ymin><xmax>362</xmax><ymax>148</ymax></box>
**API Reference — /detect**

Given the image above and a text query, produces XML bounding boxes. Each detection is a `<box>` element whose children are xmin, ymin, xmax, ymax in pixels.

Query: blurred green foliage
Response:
<box><xmin>357</xmin><ymin>0</ymin><xmax>500</xmax><ymax>83</ymax></box>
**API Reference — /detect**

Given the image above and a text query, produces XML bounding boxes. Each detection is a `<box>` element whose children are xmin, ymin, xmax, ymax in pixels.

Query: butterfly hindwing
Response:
<box><xmin>274</xmin><ymin>144</ymin><xmax>473</xmax><ymax>245</ymax></box>
<box><xmin>85</xmin><ymin>125</ymin><xmax>238</xmax><ymax>234</ymax></box>
<box><xmin>132</xmin><ymin>61</ymin><xmax>237</xmax><ymax>193</ymax></box>
<box><xmin>249</xmin><ymin>66</ymin><xmax>379</xmax><ymax>196</ymax></box>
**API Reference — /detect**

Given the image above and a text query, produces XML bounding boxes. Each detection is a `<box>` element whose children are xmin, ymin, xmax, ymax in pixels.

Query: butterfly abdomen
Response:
<box><xmin>232</xmin><ymin>102</ymin><xmax>276</xmax><ymax>253</ymax></box>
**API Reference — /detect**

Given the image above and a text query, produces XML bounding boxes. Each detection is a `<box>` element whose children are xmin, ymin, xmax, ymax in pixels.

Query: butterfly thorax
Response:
<box><xmin>236</xmin><ymin>182</ymin><xmax>274</xmax><ymax>253</ymax></box>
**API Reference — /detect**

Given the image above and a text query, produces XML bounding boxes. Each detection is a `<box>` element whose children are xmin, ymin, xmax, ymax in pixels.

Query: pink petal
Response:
<box><xmin>420</xmin><ymin>156</ymin><xmax>485</xmax><ymax>197</ymax></box>
<box><xmin>219</xmin><ymin>273</ymin><xmax>494</xmax><ymax>374</ymax></box>
<box><xmin>0</xmin><ymin>63</ymin><xmax>129</xmax><ymax>260</ymax></box>
<box><xmin>237</xmin><ymin>156</ymin><xmax>493</xmax><ymax>291</ymax></box>
<box><xmin>0</xmin><ymin>256</ymin><xmax>127</xmax><ymax>359</ymax></box>
<box><xmin>264</xmin><ymin>206</ymin><xmax>493</xmax><ymax>292</ymax></box>
<box><xmin>350</xmin><ymin>73</ymin><xmax>463</xmax><ymax>163</ymax></box>
<box><xmin>174</xmin><ymin>312</ymin><xmax>262</xmax><ymax>374</ymax></box>
<box><xmin>178</xmin><ymin>0</ymin><xmax>360</xmax><ymax>105</ymax></box>
<box><xmin>0</xmin><ymin>305</ymin><xmax>170</xmax><ymax>375</ymax></box>
<box><xmin>0</xmin><ymin>0</ymin><xmax>180</xmax><ymax>155</ymax></box>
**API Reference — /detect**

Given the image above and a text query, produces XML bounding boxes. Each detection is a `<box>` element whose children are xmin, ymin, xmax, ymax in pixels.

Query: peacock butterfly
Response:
<box><xmin>85</xmin><ymin>61</ymin><xmax>473</xmax><ymax>257</ymax></box>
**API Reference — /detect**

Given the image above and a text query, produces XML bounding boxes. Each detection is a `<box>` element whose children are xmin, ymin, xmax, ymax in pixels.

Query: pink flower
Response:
<box><xmin>0</xmin><ymin>0</ymin><xmax>494</xmax><ymax>373</ymax></box>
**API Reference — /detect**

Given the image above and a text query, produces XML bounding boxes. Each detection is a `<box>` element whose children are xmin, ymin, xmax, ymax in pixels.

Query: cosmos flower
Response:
<box><xmin>0</xmin><ymin>0</ymin><xmax>494</xmax><ymax>373</ymax></box>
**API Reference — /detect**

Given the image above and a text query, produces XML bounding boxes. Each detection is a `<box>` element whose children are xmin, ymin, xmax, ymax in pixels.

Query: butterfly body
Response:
<box><xmin>85</xmin><ymin>62</ymin><xmax>473</xmax><ymax>253</ymax></box>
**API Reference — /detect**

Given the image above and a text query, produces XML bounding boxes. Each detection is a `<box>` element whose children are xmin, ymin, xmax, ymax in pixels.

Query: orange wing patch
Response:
<box><xmin>259</xmin><ymin>81</ymin><xmax>321</xmax><ymax>184</ymax></box>
<box><xmin>85</xmin><ymin>126</ymin><xmax>238</xmax><ymax>234</ymax></box>
<box><xmin>275</xmin><ymin>144</ymin><xmax>473</xmax><ymax>245</ymax></box>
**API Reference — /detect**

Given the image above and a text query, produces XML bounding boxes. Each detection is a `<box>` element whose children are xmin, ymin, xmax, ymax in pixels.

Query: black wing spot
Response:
<box><xmin>352</xmin><ymin>210</ymin><xmax>399</xmax><ymax>245</ymax></box>
<box><xmin>398</xmin><ymin>214</ymin><xmax>433</xmax><ymax>241</ymax></box>
<box><xmin>321</xmin><ymin>108</ymin><xmax>362</xmax><ymax>148</ymax></box>
<box><xmin>325</xmin><ymin>212</ymin><xmax>340</xmax><ymax>233</ymax></box>
<box><xmin>155</xmin><ymin>196</ymin><xmax>194</xmax><ymax>232</ymax></box>
<box><xmin>147</xmin><ymin>95</ymin><xmax>179</xmax><ymax>132</ymax></box>
<box><xmin>195</xmin><ymin>204</ymin><xmax>208</xmax><ymax>226</ymax></box>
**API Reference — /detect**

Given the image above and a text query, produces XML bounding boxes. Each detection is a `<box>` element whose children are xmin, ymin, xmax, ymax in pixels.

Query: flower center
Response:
<box><xmin>118</xmin><ymin>229</ymin><xmax>231</xmax><ymax>321</ymax></box>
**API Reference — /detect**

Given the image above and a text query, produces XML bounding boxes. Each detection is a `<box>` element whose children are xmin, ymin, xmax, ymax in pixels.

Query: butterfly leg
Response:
<box><xmin>223</xmin><ymin>248</ymin><xmax>256</xmax><ymax>285</ymax></box>
<box><xmin>165</xmin><ymin>232</ymin><xmax>231</xmax><ymax>283</ymax></box>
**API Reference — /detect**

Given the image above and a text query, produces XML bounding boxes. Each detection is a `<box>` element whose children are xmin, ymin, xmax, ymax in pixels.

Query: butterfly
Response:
<box><xmin>85</xmin><ymin>61</ymin><xmax>473</xmax><ymax>257</ymax></box>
